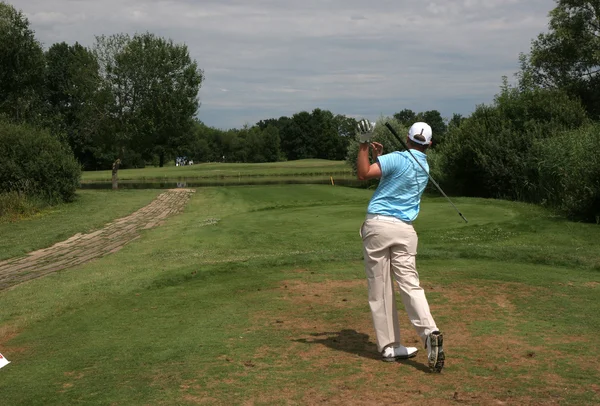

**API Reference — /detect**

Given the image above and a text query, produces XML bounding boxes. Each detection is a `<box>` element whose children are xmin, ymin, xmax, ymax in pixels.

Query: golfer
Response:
<box><xmin>356</xmin><ymin>119</ymin><xmax>444</xmax><ymax>372</ymax></box>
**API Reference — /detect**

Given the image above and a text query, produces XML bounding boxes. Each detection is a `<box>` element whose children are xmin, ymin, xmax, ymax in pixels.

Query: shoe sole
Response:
<box><xmin>382</xmin><ymin>350</ymin><xmax>418</xmax><ymax>362</ymax></box>
<box><xmin>428</xmin><ymin>333</ymin><xmax>445</xmax><ymax>373</ymax></box>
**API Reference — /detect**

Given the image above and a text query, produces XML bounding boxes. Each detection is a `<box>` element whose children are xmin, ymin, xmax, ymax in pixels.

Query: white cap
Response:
<box><xmin>408</xmin><ymin>122</ymin><xmax>433</xmax><ymax>145</ymax></box>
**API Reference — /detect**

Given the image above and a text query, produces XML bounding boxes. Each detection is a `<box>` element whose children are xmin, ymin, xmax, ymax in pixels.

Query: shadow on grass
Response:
<box><xmin>293</xmin><ymin>329</ymin><xmax>430</xmax><ymax>373</ymax></box>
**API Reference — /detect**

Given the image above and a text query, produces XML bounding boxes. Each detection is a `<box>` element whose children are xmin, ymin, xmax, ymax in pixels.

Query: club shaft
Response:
<box><xmin>384</xmin><ymin>122</ymin><xmax>468</xmax><ymax>223</ymax></box>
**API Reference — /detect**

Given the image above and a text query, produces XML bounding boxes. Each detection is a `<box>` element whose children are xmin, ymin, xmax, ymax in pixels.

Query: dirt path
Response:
<box><xmin>0</xmin><ymin>189</ymin><xmax>195</xmax><ymax>290</ymax></box>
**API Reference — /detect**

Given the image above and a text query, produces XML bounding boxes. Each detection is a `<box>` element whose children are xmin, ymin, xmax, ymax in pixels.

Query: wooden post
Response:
<box><xmin>112</xmin><ymin>159</ymin><xmax>121</xmax><ymax>190</ymax></box>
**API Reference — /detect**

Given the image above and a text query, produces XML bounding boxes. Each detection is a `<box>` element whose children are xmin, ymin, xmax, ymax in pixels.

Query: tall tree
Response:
<box><xmin>256</xmin><ymin>118</ymin><xmax>280</xmax><ymax>130</ymax></box>
<box><xmin>261</xmin><ymin>124</ymin><xmax>281</xmax><ymax>162</ymax></box>
<box><xmin>393</xmin><ymin>109</ymin><xmax>416</xmax><ymax>125</ymax></box>
<box><xmin>93</xmin><ymin>33</ymin><xmax>133</xmax><ymax>168</ymax></box>
<box><xmin>45</xmin><ymin>42</ymin><xmax>102</xmax><ymax>168</ymax></box>
<box><xmin>394</xmin><ymin>108</ymin><xmax>447</xmax><ymax>146</ymax></box>
<box><xmin>275</xmin><ymin>110</ymin><xmax>354</xmax><ymax>161</ymax></box>
<box><xmin>333</xmin><ymin>114</ymin><xmax>357</xmax><ymax>159</ymax></box>
<box><xmin>419</xmin><ymin>110</ymin><xmax>447</xmax><ymax>147</ymax></box>
<box><xmin>519</xmin><ymin>0</ymin><xmax>600</xmax><ymax>117</ymax></box>
<box><xmin>311</xmin><ymin>108</ymin><xmax>340</xmax><ymax>160</ymax></box>
<box><xmin>419</xmin><ymin>110</ymin><xmax>446</xmax><ymax>137</ymax></box>
<box><xmin>280</xmin><ymin>111</ymin><xmax>315</xmax><ymax>160</ymax></box>
<box><xmin>448</xmin><ymin>113</ymin><xmax>464</xmax><ymax>129</ymax></box>
<box><xmin>0</xmin><ymin>2</ymin><xmax>45</xmax><ymax>122</ymax></box>
<box><xmin>242</xmin><ymin>126</ymin><xmax>265</xmax><ymax>163</ymax></box>
<box><xmin>94</xmin><ymin>32</ymin><xmax>204</xmax><ymax>167</ymax></box>
<box><xmin>126</xmin><ymin>33</ymin><xmax>204</xmax><ymax>166</ymax></box>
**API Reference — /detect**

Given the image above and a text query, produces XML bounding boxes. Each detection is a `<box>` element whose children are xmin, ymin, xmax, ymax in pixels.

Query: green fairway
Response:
<box><xmin>0</xmin><ymin>185</ymin><xmax>598</xmax><ymax>405</ymax></box>
<box><xmin>81</xmin><ymin>159</ymin><xmax>352</xmax><ymax>182</ymax></box>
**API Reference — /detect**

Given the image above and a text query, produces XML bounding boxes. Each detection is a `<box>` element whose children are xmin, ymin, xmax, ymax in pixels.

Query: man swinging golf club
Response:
<box><xmin>356</xmin><ymin>119</ymin><xmax>444</xmax><ymax>372</ymax></box>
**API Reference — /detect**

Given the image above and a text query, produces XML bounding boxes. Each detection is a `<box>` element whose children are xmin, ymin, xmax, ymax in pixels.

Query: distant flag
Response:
<box><xmin>0</xmin><ymin>352</ymin><xmax>10</xmax><ymax>369</ymax></box>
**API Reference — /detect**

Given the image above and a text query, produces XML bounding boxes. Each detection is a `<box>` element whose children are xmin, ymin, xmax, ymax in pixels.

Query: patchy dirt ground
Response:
<box><xmin>185</xmin><ymin>274</ymin><xmax>599</xmax><ymax>405</ymax></box>
<box><xmin>0</xmin><ymin>189</ymin><xmax>194</xmax><ymax>290</ymax></box>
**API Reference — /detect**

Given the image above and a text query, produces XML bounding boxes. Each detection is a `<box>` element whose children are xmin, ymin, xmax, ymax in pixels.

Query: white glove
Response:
<box><xmin>357</xmin><ymin>119</ymin><xmax>376</xmax><ymax>143</ymax></box>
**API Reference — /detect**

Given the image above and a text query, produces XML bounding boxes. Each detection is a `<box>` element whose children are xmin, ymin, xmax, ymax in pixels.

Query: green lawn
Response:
<box><xmin>0</xmin><ymin>185</ymin><xmax>598</xmax><ymax>405</ymax></box>
<box><xmin>81</xmin><ymin>159</ymin><xmax>352</xmax><ymax>182</ymax></box>
<box><xmin>0</xmin><ymin>189</ymin><xmax>161</xmax><ymax>260</ymax></box>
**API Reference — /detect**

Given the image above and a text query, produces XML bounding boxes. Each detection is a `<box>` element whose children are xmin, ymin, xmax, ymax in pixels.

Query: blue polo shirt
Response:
<box><xmin>367</xmin><ymin>150</ymin><xmax>429</xmax><ymax>222</ymax></box>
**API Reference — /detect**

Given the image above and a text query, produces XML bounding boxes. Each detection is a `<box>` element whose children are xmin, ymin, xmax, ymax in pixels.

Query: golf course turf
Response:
<box><xmin>0</xmin><ymin>184</ymin><xmax>598</xmax><ymax>405</ymax></box>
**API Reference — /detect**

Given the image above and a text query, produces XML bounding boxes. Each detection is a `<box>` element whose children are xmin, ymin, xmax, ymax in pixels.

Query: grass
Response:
<box><xmin>0</xmin><ymin>192</ymin><xmax>48</xmax><ymax>222</ymax></box>
<box><xmin>0</xmin><ymin>185</ymin><xmax>599</xmax><ymax>405</ymax></box>
<box><xmin>0</xmin><ymin>189</ymin><xmax>161</xmax><ymax>260</ymax></box>
<box><xmin>81</xmin><ymin>159</ymin><xmax>352</xmax><ymax>182</ymax></box>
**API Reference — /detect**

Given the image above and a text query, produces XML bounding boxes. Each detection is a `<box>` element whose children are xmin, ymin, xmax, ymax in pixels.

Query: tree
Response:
<box><xmin>394</xmin><ymin>108</ymin><xmax>447</xmax><ymax>146</ymax></box>
<box><xmin>311</xmin><ymin>108</ymin><xmax>341</xmax><ymax>160</ymax></box>
<box><xmin>0</xmin><ymin>2</ymin><xmax>45</xmax><ymax>122</ymax></box>
<box><xmin>393</xmin><ymin>109</ymin><xmax>416</xmax><ymax>125</ymax></box>
<box><xmin>125</xmin><ymin>33</ymin><xmax>203</xmax><ymax>166</ymax></box>
<box><xmin>92</xmin><ymin>33</ymin><xmax>134</xmax><ymax>169</ymax></box>
<box><xmin>261</xmin><ymin>125</ymin><xmax>281</xmax><ymax>162</ymax></box>
<box><xmin>519</xmin><ymin>0</ymin><xmax>600</xmax><ymax>118</ymax></box>
<box><xmin>279</xmin><ymin>111</ymin><xmax>315</xmax><ymax>160</ymax></box>
<box><xmin>274</xmin><ymin>110</ymin><xmax>354</xmax><ymax>161</ymax></box>
<box><xmin>448</xmin><ymin>113</ymin><xmax>464</xmax><ymax>129</ymax></box>
<box><xmin>93</xmin><ymin>32</ymin><xmax>204</xmax><ymax>168</ymax></box>
<box><xmin>419</xmin><ymin>110</ymin><xmax>447</xmax><ymax>142</ymax></box>
<box><xmin>45</xmin><ymin>42</ymin><xmax>103</xmax><ymax>168</ymax></box>
<box><xmin>256</xmin><ymin>118</ymin><xmax>280</xmax><ymax>130</ymax></box>
<box><xmin>333</xmin><ymin>114</ymin><xmax>357</xmax><ymax>159</ymax></box>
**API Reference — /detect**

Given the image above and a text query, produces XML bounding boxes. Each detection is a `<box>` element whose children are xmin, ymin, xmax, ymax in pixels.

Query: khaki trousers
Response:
<box><xmin>360</xmin><ymin>216</ymin><xmax>438</xmax><ymax>352</ymax></box>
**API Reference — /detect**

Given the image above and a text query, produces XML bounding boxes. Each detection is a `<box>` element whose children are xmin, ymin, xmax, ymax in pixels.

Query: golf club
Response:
<box><xmin>384</xmin><ymin>122</ymin><xmax>468</xmax><ymax>223</ymax></box>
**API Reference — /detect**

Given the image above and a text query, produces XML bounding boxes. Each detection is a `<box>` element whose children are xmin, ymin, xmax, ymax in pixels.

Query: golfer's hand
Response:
<box><xmin>357</xmin><ymin>119</ymin><xmax>376</xmax><ymax>144</ymax></box>
<box><xmin>370</xmin><ymin>142</ymin><xmax>383</xmax><ymax>160</ymax></box>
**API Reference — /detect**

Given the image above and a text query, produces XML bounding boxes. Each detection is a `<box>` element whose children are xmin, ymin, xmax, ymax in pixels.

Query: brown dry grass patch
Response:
<box><xmin>180</xmin><ymin>277</ymin><xmax>598</xmax><ymax>405</ymax></box>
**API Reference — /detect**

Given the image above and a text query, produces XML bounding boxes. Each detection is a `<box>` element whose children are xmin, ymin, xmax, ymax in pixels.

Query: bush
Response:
<box><xmin>437</xmin><ymin>86</ymin><xmax>588</xmax><ymax>201</ymax></box>
<box><xmin>0</xmin><ymin>120</ymin><xmax>81</xmax><ymax>203</ymax></box>
<box><xmin>536</xmin><ymin>124</ymin><xmax>600</xmax><ymax>222</ymax></box>
<box><xmin>437</xmin><ymin>107</ymin><xmax>538</xmax><ymax>199</ymax></box>
<box><xmin>494</xmin><ymin>81</ymin><xmax>589</xmax><ymax>134</ymax></box>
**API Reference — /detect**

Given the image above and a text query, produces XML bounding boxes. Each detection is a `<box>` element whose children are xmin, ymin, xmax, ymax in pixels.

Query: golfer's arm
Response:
<box><xmin>357</xmin><ymin>143</ymin><xmax>382</xmax><ymax>180</ymax></box>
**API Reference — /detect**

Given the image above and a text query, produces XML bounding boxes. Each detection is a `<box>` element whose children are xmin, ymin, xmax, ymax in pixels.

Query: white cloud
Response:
<box><xmin>15</xmin><ymin>0</ymin><xmax>554</xmax><ymax>128</ymax></box>
<box><xmin>28</xmin><ymin>11</ymin><xmax>86</xmax><ymax>25</ymax></box>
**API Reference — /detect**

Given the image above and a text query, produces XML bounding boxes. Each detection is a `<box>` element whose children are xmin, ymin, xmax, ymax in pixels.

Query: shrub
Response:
<box><xmin>494</xmin><ymin>81</ymin><xmax>589</xmax><ymax>134</ymax></box>
<box><xmin>437</xmin><ymin>86</ymin><xmax>588</xmax><ymax>201</ymax></box>
<box><xmin>0</xmin><ymin>120</ymin><xmax>81</xmax><ymax>203</ymax></box>
<box><xmin>536</xmin><ymin>124</ymin><xmax>600</xmax><ymax>222</ymax></box>
<box><xmin>437</xmin><ymin>107</ymin><xmax>539</xmax><ymax>200</ymax></box>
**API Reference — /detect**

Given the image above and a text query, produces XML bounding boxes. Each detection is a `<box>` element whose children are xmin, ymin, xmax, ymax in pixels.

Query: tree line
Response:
<box><xmin>0</xmin><ymin>1</ymin><xmax>368</xmax><ymax>170</ymax></box>
<box><xmin>1</xmin><ymin>0</ymin><xmax>455</xmax><ymax>172</ymax></box>
<box><xmin>183</xmin><ymin>109</ymin><xmax>359</xmax><ymax>165</ymax></box>
<box><xmin>2</xmin><ymin>0</ymin><xmax>599</xmax><ymax>222</ymax></box>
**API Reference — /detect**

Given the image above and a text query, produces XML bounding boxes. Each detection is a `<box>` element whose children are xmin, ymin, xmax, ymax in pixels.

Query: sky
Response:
<box><xmin>14</xmin><ymin>0</ymin><xmax>555</xmax><ymax>129</ymax></box>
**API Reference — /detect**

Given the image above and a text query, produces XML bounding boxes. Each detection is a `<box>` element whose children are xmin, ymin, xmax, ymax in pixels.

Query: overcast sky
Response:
<box><xmin>15</xmin><ymin>0</ymin><xmax>554</xmax><ymax>129</ymax></box>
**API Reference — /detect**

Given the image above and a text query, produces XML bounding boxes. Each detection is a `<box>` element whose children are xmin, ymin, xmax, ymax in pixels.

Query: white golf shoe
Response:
<box><xmin>426</xmin><ymin>331</ymin><xmax>445</xmax><ymax>373</ymax></box>
<box><xmin>381</xmin><ymin>345</ymin><xmax>418</xmax><ymax>362</ymax></box>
